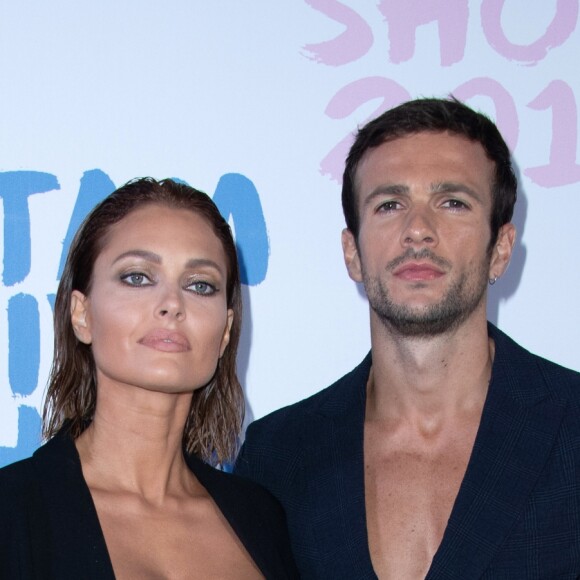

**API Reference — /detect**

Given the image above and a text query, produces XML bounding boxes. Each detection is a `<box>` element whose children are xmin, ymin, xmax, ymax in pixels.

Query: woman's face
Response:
<box><xmin>71</xmin><ymin>203</ymin><xmax>233</xmax><ymax>395</ymax></box>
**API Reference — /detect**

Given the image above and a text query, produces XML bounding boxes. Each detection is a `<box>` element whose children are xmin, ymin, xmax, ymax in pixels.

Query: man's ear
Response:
<box><xmin>342</xmin><ymin>228</ymin><xmax>363</xmax><ymax>283</ymax></box>
<box><xmin>219</xmin><ymin>309</ymin><xmax>234</xmax><ymax>358</ymax></box>
<box><xmin>70</xmin><ymin>290</ymin><xmax>92</xmax><ymax>345</ymax></box>
<box><xmin>489</xmin><ymin>223</ymin><xmax>516</xmax><ymax>281</ymax></box>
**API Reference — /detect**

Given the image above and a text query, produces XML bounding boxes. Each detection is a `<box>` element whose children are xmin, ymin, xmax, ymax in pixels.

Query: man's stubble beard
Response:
<box><xmin>362</xmin><ymin>248</ymin><xmax>491</xmax><ymax>338</ymax></box>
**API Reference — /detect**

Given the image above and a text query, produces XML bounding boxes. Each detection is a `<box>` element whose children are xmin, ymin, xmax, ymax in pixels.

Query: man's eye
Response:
<box><xmin>378</xmin><ymin>201</ymin><xmax>400</xmax><ymax>212</ymax></box>
<box><xmin>443</xmin><ymin>199</ymin><xmax>468</xmax><ymax>209</ymax></box>
<box><xmin>121</xmin><ymin>272</ymin><xmax>153</xmax><ymax>286</ymax></box>
<box><xmin>187</xmin><ymin>281</ymin><xmax>217</xmax><ymax>296</ymax></box>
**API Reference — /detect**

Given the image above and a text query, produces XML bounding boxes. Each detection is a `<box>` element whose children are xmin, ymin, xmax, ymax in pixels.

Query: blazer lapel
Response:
<box><xmin>304</xmin><ymin>354</ymin><xmax>378</xmax><ymax>579</ymax></box>
<box><xmin>427</xmin><ymin>327</ymin><xmax>568</xmax><ymax>579</ymax></box>
<box><xmin>33</xmin><ymin>431</ymin><xmax>116</xmax><ymax>579</ymax></box>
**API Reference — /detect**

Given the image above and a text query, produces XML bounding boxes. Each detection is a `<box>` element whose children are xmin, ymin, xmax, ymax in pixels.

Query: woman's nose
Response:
<box><xmin>156</xmin><ymin>287</ymin><xmax>185</xmax><ymax>320</ymax></box>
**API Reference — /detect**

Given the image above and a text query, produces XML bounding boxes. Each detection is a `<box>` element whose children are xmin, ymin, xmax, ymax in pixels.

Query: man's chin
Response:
<box><xmin>386</xmin><ymin>318</ymin><xmax>458</xmax><ymax>338</ymax></box>
<box><xmin>373</xmin><ymin>303</ymin><xmax>469</xmax><ymax>338</ymax></box>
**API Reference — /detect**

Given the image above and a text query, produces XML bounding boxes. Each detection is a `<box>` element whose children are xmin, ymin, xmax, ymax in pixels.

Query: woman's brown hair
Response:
<box><xmin>42</xmin><ymin>177</ymin><xmax>243</xmax><ymax>465</ymax></box>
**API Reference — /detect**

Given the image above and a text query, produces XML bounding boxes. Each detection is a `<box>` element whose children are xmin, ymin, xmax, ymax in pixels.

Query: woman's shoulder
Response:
<box><xmin>0</xmin><ymin>456</ymin><xmax>43</xmax><ymax>551</ymax></box>
<box><xmin>0</xmin><ymin>458</ymin><xmax>39</xmax><ymax>576</ymax></box>
<box><xmin>0</xmin><ymin>432</ymin><xmax>79</xmax><ymax>514</ymax></box>
<box><xmin>187</xmin><ymin>452</ymin><xmax>285</xmax><ymax>514</ymax></box>
<box><xmin>186</xmin><ymin>453</ymin><xmax>300</xmax><ymax>578</ymax></box>
<box><xmin>0</xmin><ymin>455</ymin><xmax>36</xmax><ymax>498</ymax></box>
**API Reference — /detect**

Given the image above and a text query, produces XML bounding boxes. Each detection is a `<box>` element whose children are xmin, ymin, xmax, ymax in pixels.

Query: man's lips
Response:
<box><xmin>393</xmin><ymin>262</ymin><xmax>446</xmax><ymax>281</ymax></box>
<box><xmin>138</xmin><ymin>329</ymin><xmax>191</xmax><ymax>352</ymax></box>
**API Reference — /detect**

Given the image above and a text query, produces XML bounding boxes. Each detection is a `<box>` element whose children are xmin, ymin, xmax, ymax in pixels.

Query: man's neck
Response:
<box><xmin>367</xmin><ymin>311</ymin><xmax>493</xmax><ymax>423</ymax></box>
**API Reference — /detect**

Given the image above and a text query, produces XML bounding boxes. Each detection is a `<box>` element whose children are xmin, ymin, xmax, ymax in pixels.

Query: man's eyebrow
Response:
<box><xmin>362</xmin><ymin>184</ymin><xmax>410</xmax><ymax>207</ymax></box>
<box><xmin>431</xmin><ymin>181</ymin><xmax>483</xmax><ymax>202</ymax></box>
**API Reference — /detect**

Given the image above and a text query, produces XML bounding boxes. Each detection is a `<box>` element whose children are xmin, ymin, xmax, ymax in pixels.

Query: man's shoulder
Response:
<box><xmin>246</xmin><ymin>352</ymin><xmax>372</xmax><ymax>440</ymax></box>
<box><xmin>491</xmin><ymin>323</ymin><xmax>580</xmax><ymax>403</ymax></box>
<box><xmin>528</xmin><ymin>351</ymin><xmax>580</xmax><ymax>403</ymax></box>
<box><xmin>235</xmin><ymin>353</ymin><xmax>370</xmax><ymax>487</ymax></box>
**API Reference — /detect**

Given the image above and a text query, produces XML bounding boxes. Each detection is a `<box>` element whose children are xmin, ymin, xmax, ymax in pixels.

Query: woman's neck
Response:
<box><xmin>75</xmin><ymin>381</ymin><xmax>198</xmax><ymax>503</ymax></box>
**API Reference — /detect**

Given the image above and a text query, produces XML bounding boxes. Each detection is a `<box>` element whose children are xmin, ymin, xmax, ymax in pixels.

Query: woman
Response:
<box><xmin>0</xmin><ymin>178</ymin><xmax>298</xmax><ymax>579</ymax></box>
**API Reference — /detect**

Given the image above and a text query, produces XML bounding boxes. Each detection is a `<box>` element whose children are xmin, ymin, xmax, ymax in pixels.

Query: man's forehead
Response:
<box><xmin>350</xmin><ymin>132</ymin><xmax>497</xmax><ymax>227</ymax></box>
<box><xmin>354</xmin><ymin>131</ymin><xmax>493</xmax><ymax>190</ymax></box>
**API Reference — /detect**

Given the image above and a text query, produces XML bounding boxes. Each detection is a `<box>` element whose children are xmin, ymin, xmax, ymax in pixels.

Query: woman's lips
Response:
<box><xmin>394</xmin><ymin>263</ymin><xmax>445</xmax><ymax>281</ymax></box>
<box><xmin>138</xmin><ymin>329</ymin><xmax>191</xmax><ymax>352</ymax></box>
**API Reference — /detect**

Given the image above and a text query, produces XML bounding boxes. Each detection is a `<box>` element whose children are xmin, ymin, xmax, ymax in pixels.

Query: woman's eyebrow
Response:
<box><xmin>112</xmin><ymin>249</ymin><xmax>161</xmax><ymax>264</ymax></box>
<box><xmin>112</xmin><ymin>251</ymin><xmax>224</xmax><ymax>274</ymax></box>
<box><xmin>184</xmin><ymin>258</ymin><xmax>222</xmax><ymax>272</ymax></box>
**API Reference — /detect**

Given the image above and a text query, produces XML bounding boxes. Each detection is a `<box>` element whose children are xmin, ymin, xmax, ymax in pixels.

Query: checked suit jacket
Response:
<box><xmin>235</xmin><ymin>324</ymin><xmax>580</xmax><ymax>579</ymax></box>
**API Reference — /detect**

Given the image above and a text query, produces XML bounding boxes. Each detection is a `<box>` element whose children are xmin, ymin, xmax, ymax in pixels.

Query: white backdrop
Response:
<box><xmin>1</xmin><ymin>0</ymin><xmax>579</xmax><ymax>466</ymax></box>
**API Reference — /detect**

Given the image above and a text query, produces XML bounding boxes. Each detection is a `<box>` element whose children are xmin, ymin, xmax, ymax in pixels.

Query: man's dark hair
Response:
<box><xmin>342</xmin><ymin>97</ymin><xmax>517</xmax><ymax>245</ymax></box>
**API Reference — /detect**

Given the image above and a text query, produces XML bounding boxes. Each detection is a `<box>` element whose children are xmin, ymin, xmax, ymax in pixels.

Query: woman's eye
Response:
<box><xmin>121</xmin><ymin>272</ymin><xmax>153</xmax><ymax>286</ymax></box>
<box><xmin>187</xmin><ymin>281</ymin><xmax>217</xmax><ymax>296</ymax></box>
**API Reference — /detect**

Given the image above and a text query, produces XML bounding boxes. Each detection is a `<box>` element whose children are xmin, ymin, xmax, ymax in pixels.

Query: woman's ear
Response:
<box><xmin>219</xmin><ymin>309</ymin><xmax>234</xmax><ymax>357</ymax></box>
<box><xmin>70</xmin><ymin>290</ymin><xmax>92</xmax><ymax>345</ymax></box>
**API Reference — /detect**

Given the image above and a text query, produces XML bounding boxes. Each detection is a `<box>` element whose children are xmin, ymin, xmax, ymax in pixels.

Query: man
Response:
<box><xmin>234</xmin><ymin>98</ymin><xmax>580</xmax><ymax>579</ymax></box>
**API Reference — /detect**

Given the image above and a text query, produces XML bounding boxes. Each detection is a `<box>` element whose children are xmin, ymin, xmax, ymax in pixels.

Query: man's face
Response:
<box><xmin>342</xmin><ymin>131</ymin><xmax>515</xmax><ymax>337</ymax></box>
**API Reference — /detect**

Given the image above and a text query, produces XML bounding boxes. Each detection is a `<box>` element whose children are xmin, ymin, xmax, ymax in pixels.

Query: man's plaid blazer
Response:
<box><xmin>235</xmin><ymin>324</ymin><xmax>580</xmax><ymax>579</ymax></box>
